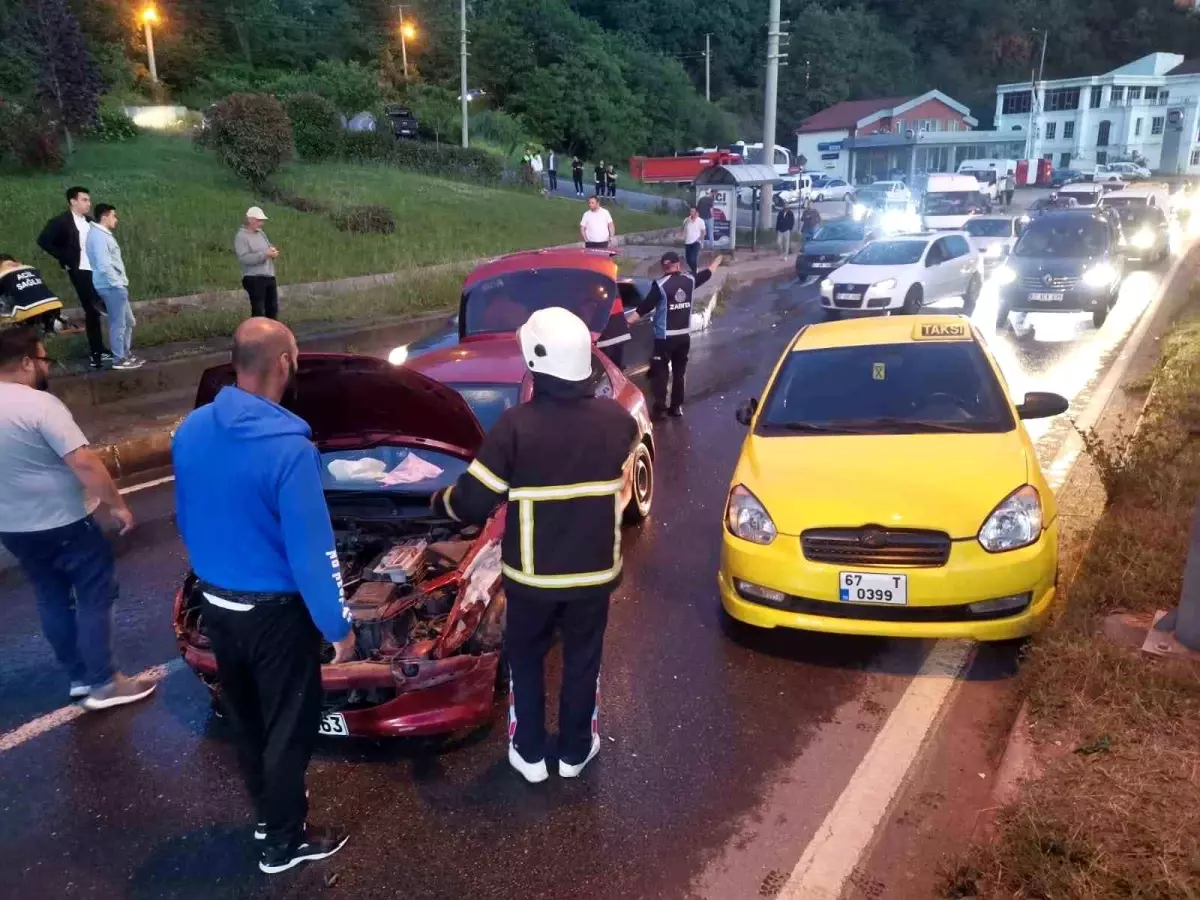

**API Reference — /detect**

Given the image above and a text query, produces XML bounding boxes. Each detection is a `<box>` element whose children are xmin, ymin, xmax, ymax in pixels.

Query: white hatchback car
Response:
<box><xmin>812</xmin><ymin>177</ymin><xmax>855</xmax><ymax>202</ymax></box>
<box><xmin>819</xmin><ymin>232</ymin><xmax>984</xmax><ymax>319</ymax></box>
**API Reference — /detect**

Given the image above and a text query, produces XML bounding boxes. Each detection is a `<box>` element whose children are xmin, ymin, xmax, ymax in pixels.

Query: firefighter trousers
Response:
<box><xmin>505</xmin><ymin>589</ymin><xmax>610</xmax><ymax>764</ymax></box>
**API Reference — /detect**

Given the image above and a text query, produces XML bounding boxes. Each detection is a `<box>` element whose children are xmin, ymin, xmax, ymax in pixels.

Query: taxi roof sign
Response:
<box><xmin>913</xmin><ymin>321</ymin><xmax>970</xmax><ymax>341</ymax></box>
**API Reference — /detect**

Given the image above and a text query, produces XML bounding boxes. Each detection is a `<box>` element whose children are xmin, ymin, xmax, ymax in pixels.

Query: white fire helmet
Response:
<box><xmin>518</xmin><ymin>306</ymin><xmax>593</xmax><ymax>382</ymax></box>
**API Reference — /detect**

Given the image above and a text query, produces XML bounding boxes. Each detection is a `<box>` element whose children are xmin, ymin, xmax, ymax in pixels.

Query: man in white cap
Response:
<box><xmin>235</xmin><ymin>207</ymin><xmax>281</xmax><ymax>320</ymax></box>
<box><xmin>431</xmin><ymin>307</ymin><xmax>638</xmax><ymax>784</ymax></box>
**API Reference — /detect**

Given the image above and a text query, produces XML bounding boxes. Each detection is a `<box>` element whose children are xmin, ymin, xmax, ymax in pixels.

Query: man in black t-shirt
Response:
<box><xmin>0</xmin><ymin>255</ymin><xmax>63</xmax><ymax>335</ymax></box>
<box><xmin>572</xmin><ymin>156</ymin><xmax>585</xmax><ymax>196</ymax></box>
<box><xmin>595</xmin><ymin>161</ymin><xmax>606</xmax><ymax>197</ymax></box>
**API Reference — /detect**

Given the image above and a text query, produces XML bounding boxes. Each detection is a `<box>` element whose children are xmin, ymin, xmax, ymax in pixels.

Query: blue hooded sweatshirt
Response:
<box><xmin>172</xmin><ymin>386</ymin><xmax>352</xmax><ymax>643</ymax></box>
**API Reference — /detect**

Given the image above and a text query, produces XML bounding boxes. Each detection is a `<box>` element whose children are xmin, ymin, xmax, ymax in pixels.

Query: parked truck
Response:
<box><xmin>628</xmin><ymin>150</ymin><xmax>744</xmax><ymax>184</ymax></box>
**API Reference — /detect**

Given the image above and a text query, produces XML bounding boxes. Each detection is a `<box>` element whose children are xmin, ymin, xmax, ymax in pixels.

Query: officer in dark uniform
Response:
<box><xmin>629</xmin><ymin>251</ymin><xmax>723</xmax><ymax>418</ymax></box>
<box><xmin>432</xmin><ymin>307</ymin><xmax>638</xmax><ymax>783</ymax></box>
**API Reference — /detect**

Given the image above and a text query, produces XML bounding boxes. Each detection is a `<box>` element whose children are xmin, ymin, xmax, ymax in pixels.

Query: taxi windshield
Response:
<box><xmin>850</xmin><ymin>241</ymin><xmax>925</xmax><ymax>265</ymax></box>
<box><xmin>758</xmin><ymin>341</ymin><xmax>1014</xmax><ymax>435</ymax></box>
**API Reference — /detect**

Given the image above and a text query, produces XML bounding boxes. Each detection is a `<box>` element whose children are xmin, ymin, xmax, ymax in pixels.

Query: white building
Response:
<box><xmin>994</xmin><ymin>53</ymin><xmax>1200</xmax><ymax>174</ymax></box>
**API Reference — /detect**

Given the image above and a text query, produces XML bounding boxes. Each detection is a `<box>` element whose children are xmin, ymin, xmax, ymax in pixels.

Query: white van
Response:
<box><xmin>1100</xmin><ymin>184</ymin><xmax>1167</xmax><ymax>210</ymax></box>
<box><xmin>921</xmin><ymin>173</ymin><xmax>991</xmax><ymax>230</ymax></box>
<box><xmin>957</xmin><ymin>159</ymin><xmax>1016</xmax><ymax>201</ymax></box>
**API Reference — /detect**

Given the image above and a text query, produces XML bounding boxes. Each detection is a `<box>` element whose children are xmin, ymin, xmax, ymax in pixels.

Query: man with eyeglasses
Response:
<box><xmin>0</xmin><ymin>326</ymin><xmax>154</xmax><ymax>709</ymax></box>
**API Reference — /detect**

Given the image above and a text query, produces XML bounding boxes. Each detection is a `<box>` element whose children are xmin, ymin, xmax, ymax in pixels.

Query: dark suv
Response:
<box><xmin>993</xmin><ymin>211</ymin><xmax>1124</xmax><ymax>329</ymax></box>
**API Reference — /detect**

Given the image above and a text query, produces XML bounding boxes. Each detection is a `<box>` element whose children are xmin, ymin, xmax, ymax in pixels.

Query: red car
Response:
<box><xmin>172</xmin><ymin>346</ymin><xmax>654</xmax><ymax>740</ymax></box>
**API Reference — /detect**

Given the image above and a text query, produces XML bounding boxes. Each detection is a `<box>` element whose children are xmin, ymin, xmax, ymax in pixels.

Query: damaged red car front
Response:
<box><xmin>172</xmin><ymin>354</ymin><xmax>509</xmax><ymax>739</ymax></box>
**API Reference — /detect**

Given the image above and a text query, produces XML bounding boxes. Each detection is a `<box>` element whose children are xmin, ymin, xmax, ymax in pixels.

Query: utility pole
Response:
<box><xmin>759</xmin><ymin>0</ymin><xmax>788</xmax><ymax>230</ymax></box>
<box><xmin>705</xmin><ymin>33</ymin><xmax>711</xmax><ymax>102</ymax></box>
<box><xmin>397</xmin><ymin>5</ymin><xmax>411</xmax><ymax>80</ymax></box>
<box><xmin>1026</xmin><ymin>29</ymin><xmax>1048</xmax><ymax>159</ymax></box>
<box><xmin>460</xmin><ymin>0</ymin><xmax>469</xmax><ymax>147</ymax></box>
<box><xmin>141</xmin><ymin>7</ymin><xmax>159</xmax><ymax>84</ymax></box>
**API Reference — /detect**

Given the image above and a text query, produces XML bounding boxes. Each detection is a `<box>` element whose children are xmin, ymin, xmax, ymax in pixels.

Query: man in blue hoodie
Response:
<box><xmin>173</xmin><ymin>318</ymin><xmax>355</xmax><ymax>875</ymax></box>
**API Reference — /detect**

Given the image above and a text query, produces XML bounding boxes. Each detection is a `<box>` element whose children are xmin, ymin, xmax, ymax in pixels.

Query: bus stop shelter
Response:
<box><xmin>694</xmin><ymin>164</ymin><xmax>778</xmax><ymax>252</ymax></box>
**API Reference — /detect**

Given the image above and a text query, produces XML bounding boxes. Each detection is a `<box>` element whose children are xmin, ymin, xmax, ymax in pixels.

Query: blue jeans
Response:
<box><xmin>0</xmin><ymin>516</ymin><xmax>117</xmax><ymax>687</ymax></box>
<box><xmin>97</xmin><ymin>286</ymin><xmax>135</xmax><ymax>360</ymax></box>
<box><xmin>704</xmin><ymin>217</ymin><xmax>714</xmax><ymax>245</ymax></box>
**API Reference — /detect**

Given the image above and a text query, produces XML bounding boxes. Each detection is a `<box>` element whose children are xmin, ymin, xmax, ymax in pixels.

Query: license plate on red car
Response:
<box><xmin>318</xmin><ymin>713</ymin><xmax>349</xmax><ymax>737</ymax></box>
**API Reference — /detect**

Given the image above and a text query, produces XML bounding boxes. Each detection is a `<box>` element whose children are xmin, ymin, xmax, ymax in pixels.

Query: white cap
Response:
<box><xmin>518</xmin><ymin>307</ymin><xmax>593</xmax><ymax>382</ymax></box>
<box><xmin>245</xmin><ymin>206</ymin><xmax>268</xmax><ymax>220</ymax></box>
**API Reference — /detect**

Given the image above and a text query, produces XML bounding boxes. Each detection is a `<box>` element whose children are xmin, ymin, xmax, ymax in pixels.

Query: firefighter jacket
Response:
<box><xmin>636</xmin><ymin>269</ymin><xmax>712</xmax><ymax>340</ymax></box>
<box><xmin>433</xmin><ymin>381</ymin><xmax>639</xmax><ymax>601</ymax></box>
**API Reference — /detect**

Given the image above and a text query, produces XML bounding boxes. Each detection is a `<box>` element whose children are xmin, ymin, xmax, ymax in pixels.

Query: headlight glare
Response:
<box><xmin>978</xmin><ymin>485</ymin><xmax>1043</xmax><ymax>552</ymax></box>
<box><xmin>388</xmin><ymin>345</ymin><xmax>410</xmax><ymax>365</ymax></box>
<box><xmin>992</xmin><ymin>265</ymin><xmax>1017</xmax><ymax>286</ymax></box>
<box><xmin>725</xmin><ymin>484</ymin><xmax>778</xmax><ymax>545</ymax></box>
<box><xmin>1133</xmin><ymin>229</ymin><xmax>1154</xmax><ymax>249</ymax></box>
<box><xmin>1082</xmin><ymin>263</ymin><xmax>1117</xmax><ymax>288</ymax></box>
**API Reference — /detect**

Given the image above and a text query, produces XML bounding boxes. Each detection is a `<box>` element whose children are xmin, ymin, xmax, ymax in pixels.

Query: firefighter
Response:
<box><xmin>628</xmin><ymin>250</ymin><xmax>724</xmax><ymax>418</ymax></box>
<box><xmin>431</xmin><ymin>307</ymin><xmax>638</xmax><ymax>783</ymax></box>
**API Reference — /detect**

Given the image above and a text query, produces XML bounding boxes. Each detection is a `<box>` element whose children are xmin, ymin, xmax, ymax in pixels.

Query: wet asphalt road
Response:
<box><xmin>0</xmin><ymin>251</ymin><xmax>1176</xmax><ymax>900</ymax></box>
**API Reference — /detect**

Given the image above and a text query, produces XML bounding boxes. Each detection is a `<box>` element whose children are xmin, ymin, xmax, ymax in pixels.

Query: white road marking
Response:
<box><xmin>0</xmin><ymin>658</ymin><xmax>184</xmax><ymax>755</ymax></box>
<box><xmin>777</xmin><ymin>640</ymin><xmax>974</xmax><ymax>900</ymax></box>
<box><xmin>119</xmin><ymin>474</ymin><xmax>174</xmax><ymax>496</ymax></box>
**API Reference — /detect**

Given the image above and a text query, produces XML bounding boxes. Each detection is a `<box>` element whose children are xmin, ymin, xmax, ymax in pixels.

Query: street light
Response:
<box><xmin>398</xmin><ymin>8</ymin><xmax>416</xmax><ymax>80</ymax></box>
<box><xmin>141</xmin><ymin>7</ymin><xmax>159</xmax><ymax>83</ymax></box>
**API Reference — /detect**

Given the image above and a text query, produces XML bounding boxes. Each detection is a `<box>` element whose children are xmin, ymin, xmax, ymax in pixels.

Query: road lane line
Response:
<box><xmin>0</xmin><ymin>658</ymin><xmax>184</xmax><ymax>754</ymax></box>
<box><xmin>777</xmin><ymin>640</ymin><xmax>974</xmax><ymax>900</ymax></box>
<box><xmin>119</xmin><ymin>474</ymin><xmax>175</xmax><ymax>496</ymax></box>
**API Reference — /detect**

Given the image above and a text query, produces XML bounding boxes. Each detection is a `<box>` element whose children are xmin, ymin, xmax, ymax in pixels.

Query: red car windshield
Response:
<box><xmin>462</xmin><ymin>269</ymin><xmax>615</xmax><ymax>336</ymax></box>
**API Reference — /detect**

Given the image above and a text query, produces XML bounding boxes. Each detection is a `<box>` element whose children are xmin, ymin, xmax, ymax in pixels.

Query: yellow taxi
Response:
<box><xmin>718</xmin><ymin>314</ymin><xmax>1067</xmax><ymax>641</ymax></box>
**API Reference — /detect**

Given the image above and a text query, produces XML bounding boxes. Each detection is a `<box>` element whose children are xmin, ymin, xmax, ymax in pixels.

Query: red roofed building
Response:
<box><xmin>795</xmin><ymin>90</ymin><xmax>977</xmax><ymax>181</ymax></box>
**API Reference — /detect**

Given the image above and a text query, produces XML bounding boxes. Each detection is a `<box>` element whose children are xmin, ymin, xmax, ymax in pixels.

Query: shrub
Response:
<box><xmin>88</xmin><ymin>107</ymin><xmax>139</xmax><ymax>142</ymax></box>
<box><xmin>264</xmin><ymin>186</ymin><xmax>329</xmax><ymax>215</ymax></box>
<box><xmin>332</xmin><ymin>204</ymin><xmax>397</xmax><ymax>235</ymax></box>
<box><xmin>391</xmin><ymin>141</ymin><xmax>503</xmax><ymax>182</ymax></box>
<box><xmin>205</xmin><ymin>93</ymin><xmax>293</xmax><ymax>189</ymax></box>
<box><xmin>340</xmin><ymin>129</ymin><xmax>393</xmax><ymax>163</ymax></box>
<box><xmin>284</xmin><ymin>93</ymin><xmax>341</xmax><ymax>160</ymax></box>
<box><xmin>0</xmin><ymin>103</ymin><xmax>64</xmax><ymax>171</ymax></box>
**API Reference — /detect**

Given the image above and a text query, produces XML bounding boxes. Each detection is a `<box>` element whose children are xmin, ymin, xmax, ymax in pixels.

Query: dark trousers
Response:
<box><xmin>242</xmin><ymin>276</ymin><xmax>279</xmax><ymax>320</ymax></box>
<box><xmin>649</xmin><ymin>335</ymin><xmax>690</xmax><ymax>412</ymax></box>
<box><xmin>684</xmin><ymin>241</ymin><xmax>701</xmax><ymax>275</ymax></box>
<box><xmin>0</xmin><ymin>516</ymin><xmax>117</xmax><ymax>688</ymax></box>
<box><xmin>68</xmin><ymin>268</ymin><xmax>108</xmax><ymax>359</ymax></box>
<box><xmin>505</xmin><ymin>589</ymin><xmax>610</xmax><ymax>764</ymax></box>
<box><xmin>548</xmin><ymin>170</ymin><xmax>558</xmax><ymax>190</ymax></box>
<box><xmin>573</xmin><ymin>172</ymin><xmax>584</xmax><ymax>193</ymax></box>
<box><xmin>608</xmin><ymin>182</ymin><xmax>617</xmax><ymax>198</ymax></box>
<box><xmin>595</xmin><ymin>180</ymin><xmax>604</xmax><ymax>196</ymax></box>
<box><xmin>202</xmin><ymin>594</ymin><xmax>322</xmax><ymax>850</ymax></box>
<box><xmin>1004</xmin><ymin>190</ymin><xmax>1014</xmax><ymax>207</ymax></box>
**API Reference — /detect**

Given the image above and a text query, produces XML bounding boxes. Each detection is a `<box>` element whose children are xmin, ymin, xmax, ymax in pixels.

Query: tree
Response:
<box><xmin>206</xmin><ymin>93</ymin><xmax>294</xmax><ymax>189</ymax></box>
<box><xmin>30</xmin><ymin>0</ymin><xmax>102</xmax><ymax>155</ymax></box>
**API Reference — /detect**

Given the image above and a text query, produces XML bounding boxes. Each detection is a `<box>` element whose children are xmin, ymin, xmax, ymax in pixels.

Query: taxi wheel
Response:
<box><xmin>963</xmin><ymin>275</ymin><xmax>981</xmax><ymax>315</ymax></box>
<box><xmin>624</xmin><ymin>441</ymin><xmax>654</xmax><ymax>524</ymax></box>
<box><xmin>901</xmin><ymin>285</ymin><xmax>923</xmax><ymax>315</ymax></box>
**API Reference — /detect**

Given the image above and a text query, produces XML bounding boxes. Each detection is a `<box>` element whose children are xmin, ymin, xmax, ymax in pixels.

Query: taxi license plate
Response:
<box><xmin>318</xmin><ymin>712</ymin><xmax>349</xmax><ymax>737</ymax></box>
<box><xmin>1028</xmin><ymin>291</ymin><xmax>1063</xmax><ymax>303</ymax></box>
<box><xmin>839</xmin><ymin>572</ymin><xmax>908</xmax><ymax>605</ymax></box>
<box><xmin>835</xmin><ymin>292</ymin><xmax>860</xmax><ymax>301</ymax></box>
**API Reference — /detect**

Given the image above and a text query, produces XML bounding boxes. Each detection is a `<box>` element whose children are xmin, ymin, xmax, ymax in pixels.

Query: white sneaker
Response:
<box><xmin>508</xmin><ymin>744</ymin><xmax>549</xmax><ymax>783</ymax></box>
<box><xmin>112</xmin><ymin>357</ymin><xmax>145</xmax><ymax>371</ymax></box>
<box><xmin>558</xmin><ymin>733</ymin><xmax>601</xmax><ymax>778</ymax></box>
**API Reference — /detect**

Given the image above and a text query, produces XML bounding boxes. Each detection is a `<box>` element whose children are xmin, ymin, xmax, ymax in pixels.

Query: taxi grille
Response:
<box><xmin>801</xmin><ymin>528</ymin><xmax>951</xmax><ymax>568</ymax></box>
<box><xmin>1020</xmin><ymin>274</ymin><xmax>1079</xmax><ymax>291</ymax></box>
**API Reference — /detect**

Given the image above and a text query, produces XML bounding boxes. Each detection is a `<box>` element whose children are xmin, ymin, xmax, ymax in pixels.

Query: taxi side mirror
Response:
<box><xmin>735</xmin><ymin>397</ymin><xmax>758</xmax><ymax>426</ymax></box>
<box><xmin>1016</xmin><ymin>391</ymin><xmax>1069</xmax><ymax>420</ymax></box>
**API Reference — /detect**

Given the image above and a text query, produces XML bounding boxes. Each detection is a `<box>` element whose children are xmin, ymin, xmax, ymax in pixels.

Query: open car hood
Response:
<box><xmin>195</xmin><ymin>353</ymin><xmax>485</xmax><ymax>456</ymax></box>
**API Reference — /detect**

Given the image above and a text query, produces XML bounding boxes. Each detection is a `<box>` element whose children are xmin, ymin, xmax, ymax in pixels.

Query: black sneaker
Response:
<box><xmin>89</xmin><ymin>356</ymin><xmax>111</xmax><ymax>370</ymax></box>
<box><xmin>667</xmin><ymin>406</ymin><xmax>684</xmax><ymax>418</ymax></box>
<box><xmin>259</xmin><ymin>826</ymin><xmax>349</xmax><ymax>874</ymax></box>
<box><xmin>99</xmin><ymin>351</ymin><xmax>115</xmax><ymax>362</ymax></box>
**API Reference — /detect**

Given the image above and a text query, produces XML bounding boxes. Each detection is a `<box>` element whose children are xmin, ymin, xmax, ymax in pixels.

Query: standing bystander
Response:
<box><xmin>696</xmin><ymin>191</ymin><xmax>715</xmax><ymax>246</ymax></box>
<box><xmin>0</xmin><ymin>326</ymin><xmax>154</xmax><ymax>709</ymax></box>
<box><xmin>594</xmin><ymin>160</ymin><xmax>606</xmax><ymax>197</ymax></box>
<box><xmin>86</xmin><ymin>205</ymin><xmax>143</xmax><ymax>370</ymax></box>
<box><xmin>580</xmin><ymin>196</ymin><xmax>616</xmax><ymax>249</ymax></box>
<box><xmin>1003</xmin><ymin>172</ymin><xmax>1016</xmax><ymax>209</ymax></box>
<box><xmin>682</xmin><ymin>207</ymin><xmax>706</xmax><ymax>274</ymax></box>
<box><xmin>572</xmin><ymin>156</ymin><xmax>585</xmax><ymax>196</ymax></box>
<box><xmin>606</xmin><ymin>163</ymin><xmax>618</xmax><ymax>198</ymax></box>
<box><xmin>37</xmin><ymin>186</ymin><xmax>111</xmax><ymax>369</ymax></box>
<box><xmin>775</xmin><ymin>204</ymin><xmax>796</xmax><ymax>258</ymax></box>
<box><xmin>546</xmin><ymin>150</ymin><xmax>558</xmax><ymax>192</ymax></box>
<box><xmin>235</xmin><ymin>207</ymin><xmax>280</xmax><ymax>320</ymax></box>
<box><xmin>173</xmin><ymin>318</ymin><xmax>354</xmax><ymax>875</ymax></box>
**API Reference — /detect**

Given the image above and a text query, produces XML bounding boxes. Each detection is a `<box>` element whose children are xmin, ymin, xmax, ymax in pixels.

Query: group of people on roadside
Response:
<box><xmin>774</xmin><ymin>198</ymin><xmax>823</xmax><ymax>259</ymax></box>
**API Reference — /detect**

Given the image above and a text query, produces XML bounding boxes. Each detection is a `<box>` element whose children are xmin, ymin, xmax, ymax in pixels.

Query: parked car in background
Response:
<box><xmin>1050</xmin><ymin>169</ymin><xmax>1084</xmax><ymax>188</ymax></box>
<box><xmin>795</xmin><ymin>220</ymin><xmax>880</xmax><ymax>281</ymax></box>
<box><xmin>386</xmin><ymin>105</ymin><xmax>419</xmax><ymax>139</ymax></box>
<box><xmin>771</xmin><ymin>174</ymin><xmax>813</xmax><ymax>209</ymax></box>
<box><xmin>1100</xmin><ymin>162</ymin><xmax>1151</xmax><ymax>181</ymax></box>
<box><xmin>811</xmin><ymin>178</ymin><xmax>855</xmax><ymax>202</ymax></box>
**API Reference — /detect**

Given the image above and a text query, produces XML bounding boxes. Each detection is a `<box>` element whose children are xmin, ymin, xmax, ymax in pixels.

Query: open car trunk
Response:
<box><xmin>174</xmin><ymin>354</ymin><xmax>507</xmax><ymax>737</ymax></box>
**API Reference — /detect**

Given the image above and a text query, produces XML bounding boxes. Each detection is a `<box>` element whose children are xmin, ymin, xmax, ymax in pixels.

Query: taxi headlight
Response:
<box><xmin>992</xmin><ymin>265</ymin><xmax>1017</xmax><ymax>286</ymax></box>
<box><xmin>871</xmin><ymin>278</ymin><xmax>897</xmax><ymax>292</ymax></box>
<box><xmin>388</xmin><ymin>345</ymin><xmax>410</xmax><ymax>365</ymax></box>
<box><xmin>725</xmin><ymin>484</ymin><xmax>778</xmax><ymax>545</ymax></box>
<box><xmin>1082</xmin><ymin>263</ymin><xmax>1117</xmax><ymax>288</ymax></box>
<box><xmin>1133</xmin><ymin>228</ymin><xmax>1155</xmax><ymax>249</ymax></box>
<box><xmin>978</xmin><ymin>485</ymin><xmax>1042</xmax><ymax>553</ymax></box>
